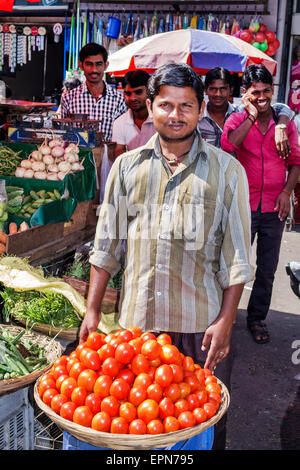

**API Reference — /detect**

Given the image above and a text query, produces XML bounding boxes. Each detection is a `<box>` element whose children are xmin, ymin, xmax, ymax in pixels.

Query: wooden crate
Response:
<box><xmin>6</xmin><ymin>223</ymin><xmax>65</xmax><ymax>256</ymax></box>
<box><xmin>63</xmin><ymin>201</ymin><xmax>98</xmax><ymax>235</ymax></box>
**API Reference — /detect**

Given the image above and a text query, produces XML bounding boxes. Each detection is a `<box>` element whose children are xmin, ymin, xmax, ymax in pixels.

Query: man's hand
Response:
<box><xmin>275</xmin><ymin>126</ymin><xmax>290</xmax><ymax>159</ymax></box>
<box><xmin>79</xmin><ymin>310</ymin><xmax>100</xmax><ymax>343</ymax></box>
<box><xmin>274</xmin><ymin>191</ymin><xmax>290</xmax><ymax>221</ymax></box>
<box><xmin>241</xmin><ymin>92</ymin><xmax>258</xmax><ymax>120</ymax></box>
<box><xmin>201</xmin><ymin>317</ymin><xmax>232</xmax><ymax>371</ymax></box>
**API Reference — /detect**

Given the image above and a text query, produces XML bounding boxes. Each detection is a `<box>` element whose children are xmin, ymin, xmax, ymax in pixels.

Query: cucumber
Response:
<box><xmin>53</xmin><ymin>189</ymin><xmax>61</xmax><ymax>199</ymax></box>
<box><xmin>29</xmin><ymin>191</ymin><xmax>39</xmax><ymax>201</ymax></box>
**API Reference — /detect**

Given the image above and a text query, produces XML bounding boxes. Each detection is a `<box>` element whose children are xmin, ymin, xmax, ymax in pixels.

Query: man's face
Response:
<box><xmin>123</xmin><ymin>84</ymin><xmax>148</xmax><ymax>112</ymax></box>
<box><xmin>205</xmin><ymin>79</ymin><xmax>231</xmax><ymax>109</ymax></box>
<box><xmin>79</xmin><ymin>54</ymin><xmax>108</xmax><ymax>85</ymax></box>
<box><xmin>147</xmin><ymin>85</ymin><xmax>201</xmax><ymax>143</ymax></box>
<box><xmin>244</xmin><ymin>81</ymin><xmax>274</xmax><ymax>114</ymax></box>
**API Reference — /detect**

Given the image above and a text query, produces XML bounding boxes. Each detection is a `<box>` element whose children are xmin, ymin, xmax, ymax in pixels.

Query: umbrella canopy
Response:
<box><xmin>106</xmin><ymin>29</ymin><xmax>277</xmax><ymax>77</ymax></box>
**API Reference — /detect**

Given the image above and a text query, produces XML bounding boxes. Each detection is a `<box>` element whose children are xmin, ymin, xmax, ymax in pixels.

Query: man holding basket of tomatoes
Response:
<box><xmin>79</xmin><ymin>63</ymin><xmax>253</xmax><ymax>449</ymax></box>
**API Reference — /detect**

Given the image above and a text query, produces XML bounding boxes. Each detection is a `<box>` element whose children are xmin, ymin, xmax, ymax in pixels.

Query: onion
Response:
<box><xmin>31</xmin><ymin>150</ymin><xmax>43</xmax><ymax>161</ymax></box>
<box><xmin>43</xmin><ymin>154</ymin><xmax>54</xmax><ymax>165</ymax></box>
<box><xmin>46</xmin><ymin>172</ymin><xmax>59</xmax><ymax>181</ymax></box>
<box><xmin>51</xmin><ymin>146</ymin><xmax>65</xmax><ymax>158</ymax></box>
<box><xmin>40</xmin><ymin>145</ymin><xmax>51</xmax><ymax>155</ymax></box>
<box><xmin>15</xmin><ymin>167</ymin><xmax>26</xmax><ymax>177</ymax></box>
<box><xmin>23</xmin><ymin>169</ymin><xmax>34</xmax><ymax>178</ymax></box>
<box><xmin>57</xmin><ymin>171</ymin><xmax>66</xmax><ymax>181</ymax></box>
<box><xmin>58</xmin><ymin>161</ymin><xmax>71</xmax><ymax>173</ymax></box>
<box><xmin>65</xmin><ymin>152</ymin><xmax>79</xmax><ymax>163</ymax></box>
<box><xmin>71</xmin><ymin>162</ymin><xmax>81</xmax><ymax>171</ymax></box>
<box><xmin>20</xmin><ymin>159</ymin><xmax>32</xmax><ymax>169</ymax></box>
<box><xmin>34</xmin><ymin>171</ymin><xmax>47</xmax><ymax>180</ymax></box>
<box><xmin>32</xmin><ymin>161</ymin><xmax>46</xmax><ymax>172</ymax></box>
<box><xmin>49</xmin><ymin>139</ymin><xmax>64</xmax><ymax>148</ymax></box>
<box><xmin>65</xmin><ymin>143</ymin><xmax>79</xmax><ymax>154</ymax></box>
<box><xmin>47</xmin><ymin>163</ymin><xmax>59</xmax><ymax>173</ymax></box>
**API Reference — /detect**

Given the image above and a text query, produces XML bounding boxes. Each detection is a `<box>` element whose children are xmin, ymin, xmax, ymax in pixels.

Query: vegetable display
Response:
<box><xmin>0</xmin><ymin>325</ymin><xmax>47</xmax><ymax>380</ymax></box>
<box><xmin>0</xmin><ymin>146</ymin><xmax>23</xmax><ymax>176</ymax></box>
<box><xmin>11</xmin><ymin>188</ymin><xmax>62</xmax><ymax>219</ymax></box>
<box><xmin>1</xmin><ymin>287</ymin><xmax>82</xmax><ymax>329</ymax></box>
<box><xmin>38</xmin><ymin>328</ymin><xmax>222</xmax><ymax>435</ymax></box>
<box><xmin>15</xmin><ymin>137</ymin><xmax>84</xmax><ymax>181</ymax></box>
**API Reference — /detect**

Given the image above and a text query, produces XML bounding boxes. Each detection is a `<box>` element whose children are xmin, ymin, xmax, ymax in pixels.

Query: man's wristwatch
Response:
<box><xmin>275</xmin><ymin>124</ymin><xmax>287</xmax><ymax>129</ymax></box>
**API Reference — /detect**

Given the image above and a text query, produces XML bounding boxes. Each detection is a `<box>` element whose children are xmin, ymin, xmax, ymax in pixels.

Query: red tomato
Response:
<box><xmin>203</xmin><ymin>402</ymin><xmax>217</xmax><ymax>419</ymax></box>
<box><xmin>102</xmin><ymin>357</ymin><xmax>121</xmax><ymax>378</ymax></box>
<box><xmin>205</xmin><ymin>382</ymin><xmax>221</xmax><ymax>395</ymax></box>
<box><xmin>53</xmin><ymin>356</ymin><xmax>68</xmax><ymax>369</ymax></box>
<box><xmin>119</xmin><ymin>402</ymin><xmax>137</xmax><ymax>423</ymax></box>
<box><xmin>75</xmin><ymin>342</ymin><xmax>88</xmax><ymax>360</ymax></box>
<box><xmin>195</xmin><ymin>389</ymin><xmax>208</xmax><ymax>407</ymax></box>
<box><xmin>154</xmin><ymin>364</ymin><xmax>173</xmax><ymax>388</ymax></box>
<box><xmin>93</xmin><ymin>375</ymin><xmax>113</xmax><ymax>397</ymax></box>
<box><xmin>141</xmin><ymin>340</ymin><xmax>162</xmax><ymax>361</ymax></box>
<box><xmin>186</xmin><ymin>393</ymin><xmax>200</xmax><ymax>411</ymax></box>
<box><xmin>174</xmin><ymin>399</ymin><xmax>189</xmax><ymax>418</ymax></box>
<box><xmin>193</xmin><ymin>407</ymin><xmax>207</xmax><ymax>424</ymax></box>
<box><xmin>184</xmin><ymin>375</ymin><xmax>201</xmax><ymax>393</ymax></box>
<box><xmin>205</xmin><ymin>375</ymin><xmax>217</xmax><ymax>385</ymax></box>
<box><xmin>160</xmin><ymin>344</ymin><xmax>180</xmax><ymax>365</ymax></box>
<box><xmin>129</xmin><ymin>386</ymin><xmax>147</xmax><ymax>407</ymax></box>
<box><xmin>60</xmin><ymin>401</ymin><xmax>77</xmax><ymax>421</ymax></box>
<box><xmin>85</xmin><ymin>393</ymin><xmax>102</xmax><ymax>414</ymax></box>
<box><xmin>131</xmin><ymin>354</ymin><xmax>150</xmax><ymax>375</ymax></box>
<box><xmin>182</xmin><ymin>356</ymin><xmax>195</xmax><ymax>372</ymax></box>
<box><xmin>137</xmin><ymin>399</ymin><xmax>159</xmax><ymax>424</ymax></box>
<box><xmin>86</xmin><ymin>331</ymin><xmax>105</xmax><ymax>351</ymax></box>
<box><xmin>66</xmin><ymin>357</ymin><xmax>79</xmax><ymax>374</ymax></box>
<box><xmin>140</xmin><ymin>332</ymin><xmax>157</xmax><ymax>343</ymax></box>
<box><xmin>118</xmin><ymin>330</ymin><xmax>134</xmax><ymax>343</ymax></box>
<box><xmin>178</xmin><ymin>382</ymin><xmax>191</xmax><ymax>399</ymax></box>
<box><xmin>110</xmin><ymin>416</ymin><xmax>129</xmax><ymax>434</ymax></box>
<box><xmin>164</xmin><ymin>383</ymin><xmax>181</xmax><ymax>402</ymax></box>
<box><xmin>208</xmin><ymin>392</ymin><xmax>221</xmax><ymax>407</ymax></box>
<box><xmin>91</xmin><ymin>411</ymin><xmax>111</xmax><ymax>432</ymax></box>
<box><xmin>149</xmin><ymin>357</ymin><xmax>161</xmax><ymax>368</ymax></box>
<box><xmin>69</xmin><ymin>361</ymin><xmax>87</xmax><ymax>380</ymax></box>
<box><xmin>109</xmin><ymin>336</ymin><xmax>124</xmax><ymax>350</ymax></box>
<box><xmin>60</xmin><ymin>377</ymin><xmax>77</xmax><ymax>400</ymax></box>
<box><xmin>133</xmin><ymin>373</ymin><xmax>153</xmax><ymax>390</ymax></box>
<box><xmin>51</xmin><ymin>393</ymin><xmax>68</xmax><ymax>414</ymax></box>
<box><xmin>71</xmin><ymin>386</ymin><xmax>88</xmax><ymax>406</ymax></box>
<box><xmin>98</xmin><ymin>343</ymin><xmax>115</xmax><ymax>361</ymax></box>
<box><xmin>169</xmin><ymin>364</ymin><xmax>184</xmax><ymax>383</ymax></box>
<box><xmin>156</xmin><ymin>333</ymin><xmax>172</xmax><ymax>346</ymax></box>
<box><xmin>42</xmin><ymin>388</ymin><xmax>58</xmax><ymax>406</ymax></box>
<box><xmin>147</xmin><ymin>419</ymin><xmax>164</xmax><ymax>435</ymax></box>
<box><xmin>115</xmin><ymin>342</ymin><xmax>135</xmax><ymax>365</ymax></box>
<box><xmin>116</xmin><ymin>367</ymin><xmax>135</xmax><ymax>386</ymax></box>
<box><xmin>101</xmin><ymin>395</ymin><xmax>120</xmax><ymax>417</ymax></box>
<box><xmin>38</xmin><ymin>377</ymin><xmax>57</xmax><ymax>397</ymax></box>
<box><xmin>177</xmin><ymin>411</ymin><xmax>196</xmax><ymax>429</ymax></box>
<box><xmin>163</xmin><ymin>416</ymin><xmax>180</xmax><ymax>433</ymax></box>
<box><xmin>110</xmin><ymin>378</ymin><xmax>130</xmax><ymax>401</ymax></box>
<box><xmin>73</xmin><ymin>405</ymin><xmax>93</xmax><ymax>427</ymax></box>
<box><xmin>147</xmin><ymin>383</ymin><xmax>163</xmax><ymax>402</ymax></box>
<box><xmin>203</xmin><ymin>368</ymin><xmax>212</xmax><ymax>378</ymax></box>
<box><xmin>128</xmin><ymin>338</ymin><xmax>143</xmax><ymax>355</ymax></box>
<box><xmin>80</xmin><ymin>348</ymin><xmax>101</xmax><ymax>371</ymax></box>
<box><xmin>127</xmin><ymin>326</ymin><xmax>143</xmax><ymax>339</ymax></box>
<box><xmin>77</xmin><ymin>369</ymin><xmax>98</xmax><ymax>393</ymax></box>
<box><xmin>104</xmin><ymin>333</ymin><xmax>115</xmax><ymax>344</ymax></box>
<box><xmin>52</xmin><ymin>365</ymin><xmax>68</xmax><ymax>381</ymax></box>
<box><xmin>129</xmin><ymin>418</ymin><xmax>147</xmax><ymax>435</ymax></box>
<box><xmin>195</xmin><ymin>368</ymin><xmax>205</xmax><ymax>385</ymax></box>
<box><xmin>158</xmin><ymin>397</ymin><xmax>175</xmax><ymax>419</ymax></box>
<box><xmin>55</xmin><ymin>374</ymin><xmax>69</xmax><ymax>392</ymax></box>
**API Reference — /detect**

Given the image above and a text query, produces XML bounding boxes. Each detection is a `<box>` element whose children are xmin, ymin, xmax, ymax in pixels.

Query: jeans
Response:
<box><xmin>247</xmin><ymin>207</ymin><xmax>285</xmax><ymax>325</ymax></box>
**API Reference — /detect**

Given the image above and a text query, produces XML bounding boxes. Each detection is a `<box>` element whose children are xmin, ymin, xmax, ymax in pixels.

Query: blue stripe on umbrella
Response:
<box><xmin>190</xmin><ymin>29</ymin><xmax>248</xmax><ymax>72</ymax></box>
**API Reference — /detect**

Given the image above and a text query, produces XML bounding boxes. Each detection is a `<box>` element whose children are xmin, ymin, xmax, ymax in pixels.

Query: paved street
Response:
<box><xmin>226</xmin><ymin>225</ymin><xmax>300</xmax><ymax>450</ymax></box>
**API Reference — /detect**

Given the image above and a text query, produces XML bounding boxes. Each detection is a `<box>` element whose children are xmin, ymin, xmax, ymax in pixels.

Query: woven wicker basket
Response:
<box><xmin>34</xmin><ymin>377</ymin><xmax>230</xmax><ymax>450</ymax></box>
<box><xmin>0</xmin><ymin>325</ymin><xmax>63</xmax><ymax>397</ymax></box>
<box><xmin>13</xmin><ymin>317</ymin><xmax>80</xmax><ymax>341</ymax></box>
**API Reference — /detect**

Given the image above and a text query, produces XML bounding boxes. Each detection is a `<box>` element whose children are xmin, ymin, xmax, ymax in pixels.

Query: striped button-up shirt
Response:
<box><xmin>60</xmin><ymin>81</ymin><xmax>127</xmax><ymax>142</ymax></box>
<box><xmin>90</xmin><ymin>130</ymin><xmax>253</xmax><ymax>333</ymax></box>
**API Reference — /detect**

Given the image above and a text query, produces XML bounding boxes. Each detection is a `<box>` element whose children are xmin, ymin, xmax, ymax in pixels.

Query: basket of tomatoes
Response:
<box><xmin>33</xmin><ymin>327</ymin><xmax>230</xmax><ymax>450</ymax></box>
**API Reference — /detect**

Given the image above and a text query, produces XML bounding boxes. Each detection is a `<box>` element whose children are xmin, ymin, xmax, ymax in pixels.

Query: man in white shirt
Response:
<box><xmin>112</xmin><ymin>70</ymin><xmax>155</xmax><ymax>159</ymax></box>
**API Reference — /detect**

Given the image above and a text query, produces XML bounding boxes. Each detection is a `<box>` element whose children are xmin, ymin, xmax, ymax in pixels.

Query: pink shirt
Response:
<box><xmin>221</xmin><ymin>110</ymin><xmax>300</xmax><ymax>212</ymax></box>
<box><xmin>112</xmin><ymin>109</ymin><xmax>155</xmax><ymax>151</ymax></box>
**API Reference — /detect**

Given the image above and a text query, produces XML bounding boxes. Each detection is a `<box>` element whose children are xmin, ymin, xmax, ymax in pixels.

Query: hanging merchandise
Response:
<box><xmin>183</xmin><ymin>13</ymin><xmax>189</xmax><ymax>30</ymax></box>
<box><xmin>190</xmin><ymin>13</ymin><xmax>197</xmax><ymax>29</ymax></box>
<box><xmin>149</xmin><ymin>11</ymin><xmax>158</xmax><ymax>36</ymax></box>
<box><xmin>53</xmin><ymin>23</ymin><xmax>63</xmax><ymax>44</ymax></box>
<box><xmin>158</xmin><ymin>15</ymin><xmax>164</xmax><ymax>34</ymax></box>
<box><xmin>96</xmin><ymin>15</ymin><xmax>103</xmax><ymax>46</ymax></box>
<box><xmin>133</xmin><ymin>15</ymin><xmax>141</xmax><ymax>42</ymax></box>
<box><xmin>143</xmin><ymin>14</ymin><xmax>149</xmax><ymax>38</ymax></box>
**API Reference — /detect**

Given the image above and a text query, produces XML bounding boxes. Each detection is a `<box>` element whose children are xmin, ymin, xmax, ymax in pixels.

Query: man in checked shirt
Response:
<box><xmin>80</xmin><ymin>63</ymin><xmax>253</xmax><ymax>449</ymax></box>
<box><xmin>60</xmin><ymin>43</ymin><xmax>127</xmax><ymax>142</ymax></box>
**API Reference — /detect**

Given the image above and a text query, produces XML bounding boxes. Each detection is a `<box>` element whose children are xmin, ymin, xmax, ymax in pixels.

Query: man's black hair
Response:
<box><xmin>79</xmin><ymin>42</ymin><xmax>108</xmax><ymax>64</ymax></box>
<box><xmin>123</xmin><ymin>70</ymin><xmax>150</xmax><ymax>88</ymax></box>
<box><xmin>147</xmin><ymin>63</ymin><xmax>204</xmax><ymax>110</ymax></box>
<box><xmin>242</xmin><ymin>64</ymin><xmax>273</xmax><ymax>90</ymax></box>
<box><xmin>204</xmin><ymin>67</ymin><xmax>232</xmax><ymax>88</ymax></box>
